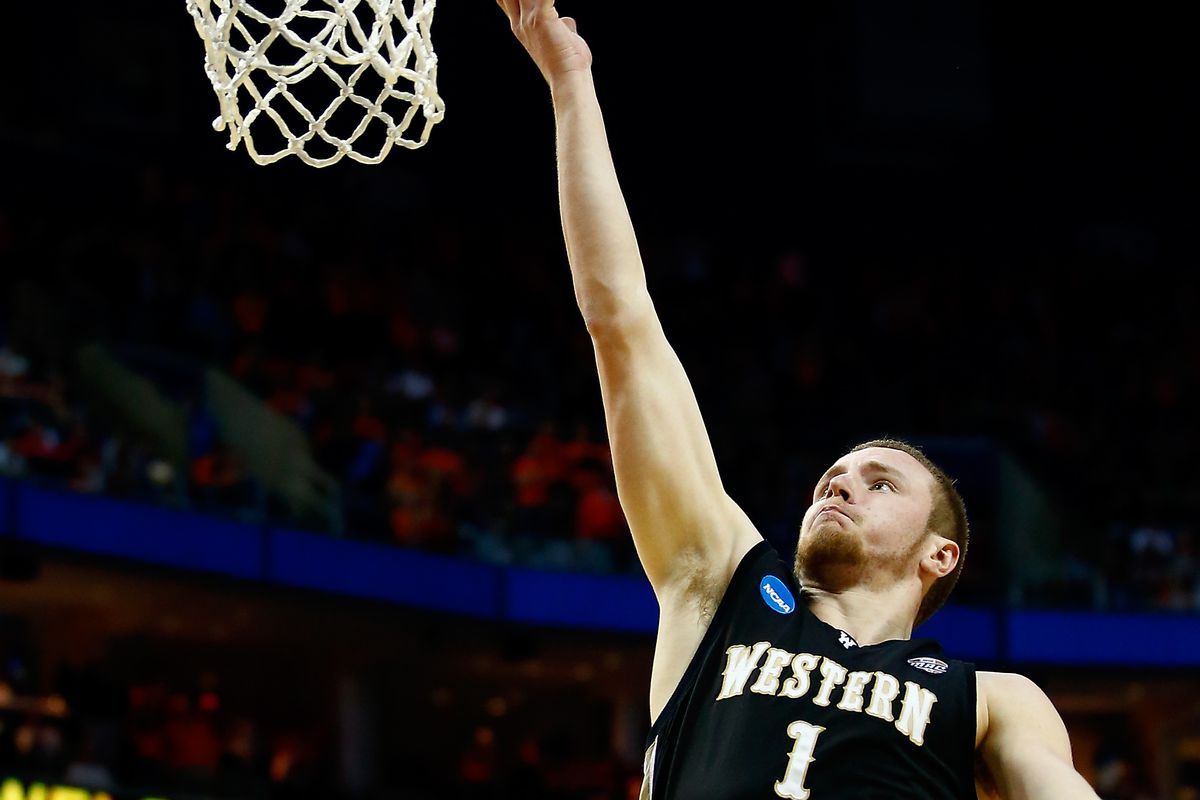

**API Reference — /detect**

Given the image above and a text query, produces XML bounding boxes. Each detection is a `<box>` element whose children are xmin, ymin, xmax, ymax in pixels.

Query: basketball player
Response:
<box><xmin>497</xmin><ymin>2</ymin><xmax>1101</xmax><ymax>797</ymax></box>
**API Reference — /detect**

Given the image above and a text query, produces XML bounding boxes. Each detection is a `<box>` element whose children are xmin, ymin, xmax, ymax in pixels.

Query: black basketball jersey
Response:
<box><xmin>641</xmin><ymin>540</ymin><xmax>977</xmax><ymax>800</ymax></box>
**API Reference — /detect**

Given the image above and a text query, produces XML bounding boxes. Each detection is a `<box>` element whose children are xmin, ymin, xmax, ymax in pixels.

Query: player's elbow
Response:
<box><xmin>580</xmin><ymin>295</ymin><xmax>659</xmax><ymax>343</ymax></box>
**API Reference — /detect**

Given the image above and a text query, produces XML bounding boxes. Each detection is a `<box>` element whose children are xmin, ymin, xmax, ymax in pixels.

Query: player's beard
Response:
<box><xmin>793</xmin><ymin>517</ymin><xmax>870</xmax><ymax>592</ymax></box>
<box><xmin>794</xmin><ymin>518</ymin><xmax>925</xmax><ymax>591</ymax></box>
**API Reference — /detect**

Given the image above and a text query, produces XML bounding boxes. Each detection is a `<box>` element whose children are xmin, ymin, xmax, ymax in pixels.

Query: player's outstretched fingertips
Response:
<box><xmin>501</xmin><ymin>0</ymin><xmax>591</xmax><ymax>84</ymax></box>
<box><xmin>496</xmin><ymin>0</ymin><xmax>518</xmax><ymax>27</ymax></box>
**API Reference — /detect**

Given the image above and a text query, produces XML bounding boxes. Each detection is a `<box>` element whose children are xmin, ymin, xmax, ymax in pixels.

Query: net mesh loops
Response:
<box><xmin>186</xmin><ymin>0</ymin><xmax>444</xmax><ymax>166</ymax></box>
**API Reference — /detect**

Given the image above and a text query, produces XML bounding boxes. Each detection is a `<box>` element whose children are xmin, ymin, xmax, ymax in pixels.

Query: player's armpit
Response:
<box><xmin>590</xmin><ymin>306</ymin><xmax>762</xmax><ymax>595</ymax></box>
<box><xmin>976</xmin><ymin>672</ymin><xmax>1100</xmax><ymax>800</ymax></box>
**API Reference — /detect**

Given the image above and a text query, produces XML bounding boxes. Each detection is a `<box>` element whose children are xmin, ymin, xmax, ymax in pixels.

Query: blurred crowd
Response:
<box><xmin>0</xmin><ymin>631</ymin><xmax>643</xmax><ymax>800</ymax></box>
<box><xmin>0</xmin><ymin>161</ymin><xmax>1196</xmax><ymax>610</ymax></box>
<box><xmin>0</xmin><ymin>683</ymin><xmax>644</xmax><ymax>800</ymax></box>
<box><xmin>0</xmin><ymin>653</ymin><xmax>336</xmax><ymax>799</ymax></box>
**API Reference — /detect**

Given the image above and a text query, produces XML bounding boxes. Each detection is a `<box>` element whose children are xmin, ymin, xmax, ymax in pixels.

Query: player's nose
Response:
<box><xmin>828</xmin><ymin>473</ymin><xmax>853</xmax><ymax>502</ymax></box>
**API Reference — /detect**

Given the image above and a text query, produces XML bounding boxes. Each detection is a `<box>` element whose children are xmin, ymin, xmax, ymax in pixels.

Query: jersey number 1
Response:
<box><xmin>774</xmin><ymin>720</ymin><xmax>825</xmax><ymax>800</ymax></box>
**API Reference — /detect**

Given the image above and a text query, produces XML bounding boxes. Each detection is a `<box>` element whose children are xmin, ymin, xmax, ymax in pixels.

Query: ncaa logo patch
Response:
<box><xmin>759</xmin><ymin>576</ymin><xmax>795</xmax><ymax>615</ymax></box>
<box><xmin>908</xmin><ymin>657</ymin><xmax>949</xmax><ymax>675</ymax></box>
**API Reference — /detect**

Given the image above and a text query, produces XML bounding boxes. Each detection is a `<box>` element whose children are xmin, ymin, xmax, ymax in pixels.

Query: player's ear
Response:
<box><xmin>922</xmin><ymin>536</ymin><xmax>958</xmax><ymax>580</ymax></box>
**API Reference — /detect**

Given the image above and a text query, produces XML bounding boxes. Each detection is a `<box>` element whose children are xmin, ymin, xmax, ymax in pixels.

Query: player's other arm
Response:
<box><xmin>976</xmin><ymin>672</ymin><xmax>1100</xmax><ymax>800</ymax></box>
<box><xmin>497</xmin><ymin>0</ymin><xmax>762</xmax><ymax>592</ymax></box>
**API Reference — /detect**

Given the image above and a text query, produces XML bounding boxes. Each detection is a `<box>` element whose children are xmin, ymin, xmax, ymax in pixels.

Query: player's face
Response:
<box><xmin>794</xmin><ymin>447</ymin><xmax>937</xmax><ymax>587</ymax></box>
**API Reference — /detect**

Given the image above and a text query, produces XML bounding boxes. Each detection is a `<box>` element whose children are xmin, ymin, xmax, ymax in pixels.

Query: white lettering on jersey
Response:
<box><xmin>773</xmin><ymin>720</ymin><xmax>825</xmax><ymax>800</ymax></box>
<box><xmin>714</xmin><ymin>642</ymin><xmax>944</xmax><ymax>748</ymax></box>
<box><xmin>811</xmin><ymin>658</ymin><xmax>848</xmax><ymax>707</ymax></box>
<box><xmin>717</xmin><ymin>641</ymin><xmax>772</xmax><ymax>700</ymax></box>
<box><xmin>865</xmin><ymin>671</ymin><xmax>901</xmax><ymax>722</ymax></box>
<box><xmin>751</xmin><ymin>648</ymin><xmax>797</xmax><ymax>696</ymax></box>
<box><xmin>778</xmin><ymin>653</ymin><xmax>821</xmax><ymax>699</ymax></box>
<box><xmin>895</xmin><ymin>680</ymin><xmax>938</xmax><ymax>746</ymax></box>
<box><xmin>836</xmin><ymin>670</ymin><xmax>872</xmax><ymax>713</ymax></box>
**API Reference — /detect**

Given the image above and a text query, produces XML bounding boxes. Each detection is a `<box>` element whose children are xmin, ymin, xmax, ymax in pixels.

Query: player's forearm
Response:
<box><xmin>551</xmin><ymin>71</ymin><xmax>652</xmax><ymax>335</ymax></box>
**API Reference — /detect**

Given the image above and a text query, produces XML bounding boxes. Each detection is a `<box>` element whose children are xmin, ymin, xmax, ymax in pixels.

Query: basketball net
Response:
<box><xmin>185</xmin><ymin>0</ymin><xmax>444</xmax><ymax>166</ymax></box>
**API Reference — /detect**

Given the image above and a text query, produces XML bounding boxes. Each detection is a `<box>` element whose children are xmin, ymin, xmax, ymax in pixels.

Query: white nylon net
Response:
<box><xmin>185</xmin><ymin>0</ymin><xmax>444</xmax><ymax>167</ymax></box>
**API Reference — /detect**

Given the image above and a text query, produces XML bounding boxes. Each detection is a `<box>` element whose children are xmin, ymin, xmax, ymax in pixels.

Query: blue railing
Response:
<box><xmin>3</xmin><ymin>477</ymin><xmax>1197</xmax><ymax>666</ymax></box>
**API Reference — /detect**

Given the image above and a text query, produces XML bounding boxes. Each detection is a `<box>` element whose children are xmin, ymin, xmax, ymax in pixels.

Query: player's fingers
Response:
<box><xmin>519</xmin><ymin>0</ymin><xmax>552</xmax><ymax>29</ymax></box>
<box><xmin>561</xmin><ymin>16</ymin><xmax>577</xmax><ymax>34</ymax></box>
<box><xmin>517</xmin><ymin>0</ymin><xmax>534</xmax><ymax>29</ymax></box>
<box><xmin>500</xmin><ymin>0</ymin><xmax>522</xmax><ymax>22</ymax></box>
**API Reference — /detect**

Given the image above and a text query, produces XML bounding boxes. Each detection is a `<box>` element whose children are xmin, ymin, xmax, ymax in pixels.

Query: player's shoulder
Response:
<box><xmin>974</xmin><ymin>670</ymin><xmax>1061</xmax><ymax>748</ymax></box>
<box><xmin>976</xmin><ymin>670</ymin><xmax>1044</xmax><ymax>700</ymax></box>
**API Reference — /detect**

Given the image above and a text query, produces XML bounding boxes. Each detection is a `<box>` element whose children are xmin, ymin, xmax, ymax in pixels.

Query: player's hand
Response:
<box><xmin>497</xmin><ymin>0</ymin><xmax>593</xmax><ymax>87</ymax></box>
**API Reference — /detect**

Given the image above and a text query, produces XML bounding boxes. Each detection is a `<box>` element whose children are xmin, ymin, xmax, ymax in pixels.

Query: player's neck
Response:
<box><xmin>802</xmin><ymin>582</ymin><xmax>918</xmax><ymax>647</ymax></box>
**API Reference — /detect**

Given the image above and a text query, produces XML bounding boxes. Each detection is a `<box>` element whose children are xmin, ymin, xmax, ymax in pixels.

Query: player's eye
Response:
<box><xmin>871</xmin><ymin>480</ymin><xmax>895</xmax><ymax>492</ymax></box>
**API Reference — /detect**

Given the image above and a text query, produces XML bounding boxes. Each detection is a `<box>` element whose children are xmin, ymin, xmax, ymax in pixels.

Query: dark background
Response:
<box><xmin>1</xmin><ymin>3</ymin><xmax>1198</xmax><ymax>798</ymax></box>
<box><xmin>3</xmin><ymin>0</ymin><xmax>1198</xmax><ymax>582</ymax></box>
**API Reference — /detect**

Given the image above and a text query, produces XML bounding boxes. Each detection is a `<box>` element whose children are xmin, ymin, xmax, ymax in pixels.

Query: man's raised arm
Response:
<box><xmin>976</xmin><ymin>673</ymin><xmax>1101</xmax><ymax>800</ymax></box>
<box><xmin>497</xmin><ymin>0</ymin><xmax>762</xmax><ymax>593</ymax></box>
